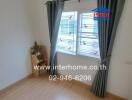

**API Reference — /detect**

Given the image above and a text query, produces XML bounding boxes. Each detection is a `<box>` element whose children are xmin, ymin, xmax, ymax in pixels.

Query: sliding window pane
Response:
<box><xmin>78</xmin><ymin>12</ymin><xmax>100</xmax><ymax>58</ymax></box>
<box><xmin>57</xmin><ymin>12</ymin><xmax>77</xmax><ymax>54</ymax></box>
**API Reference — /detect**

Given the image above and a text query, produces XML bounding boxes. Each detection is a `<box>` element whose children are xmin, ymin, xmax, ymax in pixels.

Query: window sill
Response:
<box><xmin>76</xmin><ymin>53</ymin><xmax>100</xmax><ymax>61</ymax></box>
<box><xmin>57</xmin><ymin>50</ymin><xmax>100</xmax><ymax>61</ymax></box>
<box><xmin>57</xmin><ymin>50</ymin><xmax>76</xmax><ymax>56</ymax></box>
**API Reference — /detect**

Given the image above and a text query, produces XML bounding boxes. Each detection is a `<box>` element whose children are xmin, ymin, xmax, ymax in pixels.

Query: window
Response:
<box><xmin>57</xmin><ymin>11</ymin><xmax>100</xmax><ymax>58</ymax></box>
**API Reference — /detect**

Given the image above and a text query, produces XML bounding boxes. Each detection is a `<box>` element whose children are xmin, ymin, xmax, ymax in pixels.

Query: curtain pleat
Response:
<box><xmin>46</xmin><ymin>0</ymin><xmax>64</xmax><ymax>75</ymax></box>
<box><xmin>91</xmin><ymin>0</ymin><xmax>125</xmax><ymax>97</ymax></box>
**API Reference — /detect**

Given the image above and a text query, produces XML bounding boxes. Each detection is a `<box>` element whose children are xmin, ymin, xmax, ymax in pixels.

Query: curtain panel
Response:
<box><xmin>46</xmin><ymin>0</ymin><xmax>64</xmax><ymax>75</ymax></box>
<box><xmin>91</xmin><ymin>0</ymin><xmax>125</xmax><ymax>97</ymax></box>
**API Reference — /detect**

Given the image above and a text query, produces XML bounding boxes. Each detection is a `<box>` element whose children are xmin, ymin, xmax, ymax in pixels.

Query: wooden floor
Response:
<box><xmin>0</xmin><ymin>74</ymin><xmax>125</xmax><ymax>100</ymax></box>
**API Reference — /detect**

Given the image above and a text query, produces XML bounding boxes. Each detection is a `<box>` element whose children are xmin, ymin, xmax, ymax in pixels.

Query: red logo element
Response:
<box><xmin>94</xmin><ymin>12</ymin><xmax>110</xmax><ymax>17</ymax></box>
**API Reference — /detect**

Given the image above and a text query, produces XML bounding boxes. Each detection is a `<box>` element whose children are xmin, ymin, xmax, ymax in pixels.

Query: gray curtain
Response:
<box><xmin>91</xmin><ymin>0</ymin><xmax>125</xmax><ymax>97</ymax></box>
<box><xmin>46</xmin><ymin>0</ymin><xmax>64</xmax><ymax>75</ymax></box>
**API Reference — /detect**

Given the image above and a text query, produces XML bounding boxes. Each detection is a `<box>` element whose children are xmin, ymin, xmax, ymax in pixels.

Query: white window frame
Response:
<box><xmin>57</xmin><ymin>10</ymin><xmax>100</xmax><ymax>59</ymax></box>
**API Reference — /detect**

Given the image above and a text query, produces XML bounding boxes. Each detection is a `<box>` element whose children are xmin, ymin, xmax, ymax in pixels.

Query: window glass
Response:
<box><xmin>57</xmin><ymin>11</ymin><xmax>100</xmax><ymax>58</ymax></box>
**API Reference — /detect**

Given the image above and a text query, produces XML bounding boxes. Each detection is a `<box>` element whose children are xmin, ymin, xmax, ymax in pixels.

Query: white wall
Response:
<box><xmin>30</xmin><ymin>0</ymin><xmax>132</xmax><ymax>99</ymax></box>
<box><xmin>0</xmin><ymin>0</ymin><xmax>35</xmax><ymax>90</ymax></box>
<box><xmin>107</xmin><ymin>0</ymin><xmax>132</xmax><ymax>99</ymax></box>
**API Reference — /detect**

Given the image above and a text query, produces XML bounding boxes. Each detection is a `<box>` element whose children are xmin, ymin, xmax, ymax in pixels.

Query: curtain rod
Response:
<box><xmin>45</xmin><ymin>0</ymin><xmax>80</xmax><ymax>5</ymax></box>
<box><xmin>65</xmin><ymin>0</ymin><xmax>80</xmax><ymax>2</ymax></box>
